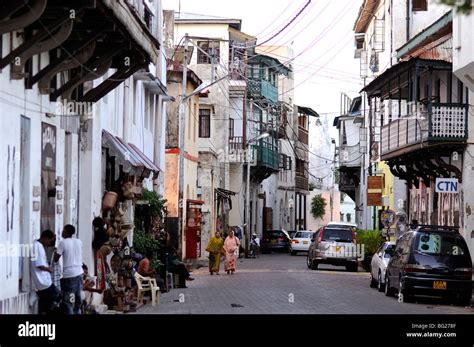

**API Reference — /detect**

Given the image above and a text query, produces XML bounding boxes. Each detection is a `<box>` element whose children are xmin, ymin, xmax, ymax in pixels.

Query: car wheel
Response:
<box><xmin>306</xmin><ymin>255</ymin><xmax>312</xmax><ymax>268</ymax></box>
<box><xmin>311</xmin><ymin>260</ymin><xmax>319</xmax><ymax>270</ymax></box>
<box><xmin>377</xmin><ymin>271</ymin><xmax>385</xmax><ymax>292</ymax></box>
<box><xmin>290</xmin><ymin>251</ymin><xmax>297</xmax><ymax>256</ymax></box>
<box><xmin>370</xmin><ymin>273</ymin><xmax>377</xmax><ymax>288</ymax></box>
<box><xmin>384</xmin><ymin>273</ymin><xmax>393</xmax><ymax>297</ymax></box>
<box><xmin>398</xmin><ymin>280</ymin><xmax>413</xmax><ymax>303</ymax></box>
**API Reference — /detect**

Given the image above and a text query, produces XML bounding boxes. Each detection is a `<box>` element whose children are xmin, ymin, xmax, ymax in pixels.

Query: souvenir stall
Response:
<box><xmin>97</xmin><ymin>130</ymin><xmax>160</xmax><ymax>312</ymax></box>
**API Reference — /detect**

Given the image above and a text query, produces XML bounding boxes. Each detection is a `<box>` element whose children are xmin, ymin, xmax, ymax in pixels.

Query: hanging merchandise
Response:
<box><xmin>102</xmin><ymin>191</ymin><xmax>118</xmax><ymax>211</ymax></box>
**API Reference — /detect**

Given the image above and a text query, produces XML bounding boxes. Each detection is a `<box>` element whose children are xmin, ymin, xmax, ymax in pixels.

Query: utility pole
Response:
<box><xmin>177</xmin><ymin>34</ymin><xmax>188</xmax><ymax>257</ymax></box>
<box><xmin>245</xmin><ymin>100</ymin><xmax>253</xmax><ymax>258</ymax></box>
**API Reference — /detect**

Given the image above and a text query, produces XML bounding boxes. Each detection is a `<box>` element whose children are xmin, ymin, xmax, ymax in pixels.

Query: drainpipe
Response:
<box><xmin>406</xmin><ymin>0</ymin><xmax>410</xmax><ymax>42</ymax></box>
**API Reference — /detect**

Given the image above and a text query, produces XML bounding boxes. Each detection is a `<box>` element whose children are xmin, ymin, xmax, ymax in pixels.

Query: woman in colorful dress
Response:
<box><xmin>223</xmin><ymin>230</ymin><xmax>240</xmax><ymax>275</ymax></box>
<box><xmin>206</xmin><ymin>231</ymin><xmax>224</xmax><ymax>275</ymax></box>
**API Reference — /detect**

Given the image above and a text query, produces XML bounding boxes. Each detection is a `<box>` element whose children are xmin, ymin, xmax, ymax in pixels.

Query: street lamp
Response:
<box><xmin>245</xmin><ymin>132</ymin><xmax>270</xmax><ymax>258</ymax></box>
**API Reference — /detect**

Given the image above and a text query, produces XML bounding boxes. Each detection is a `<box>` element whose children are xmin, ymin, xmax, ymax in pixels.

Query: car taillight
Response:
<box><xmin>291</xmin><ymin>240</ymin><xmax>299</xmax><ymax>244</ymax></box>
<box><xmin>404</xmin><ymin>264</ymin><xmax>428</xmax><ymax>273</ymax></box>
<box><xmin>278</xmin><ymin>237</ymin><xmax>285</xmax><ymax>241</ymax></box>
<box><xmin>454</xmin><ymin>267</ymin><xmax>472</xmax><ymax>276</ymax></box>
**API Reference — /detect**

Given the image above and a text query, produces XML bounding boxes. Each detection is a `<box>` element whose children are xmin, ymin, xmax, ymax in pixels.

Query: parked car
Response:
<box><xmin>261</xmin><ymin>230</ymin><xmax>291</xmax><ymax>253</ymax></box>
<box><xmin>384</xmin><ymin>225</ymin><xmax>472</xmax><ymax>305</ymax></box>
<box><xmin>326</xmin><ymin>221</ymin><xmax>358</xmax><ymax>229</ymax></box>
<box><xmin>370</xmin><ymin>241</ymin><xmax>396</xmax><ymax>292</ymax></box>
<box><xmin>290</xmin><ymin>231</ymin><xmax>315</xmax><ymax>255</ymax></box>
<box><xmin>307</xmin><ymin>225</ymin><xmax>358</xmax><ymax>271</ymax></box>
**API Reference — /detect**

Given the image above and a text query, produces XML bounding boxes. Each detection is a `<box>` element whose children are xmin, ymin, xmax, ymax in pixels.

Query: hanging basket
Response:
<box><xmin>102</xmin><ymin>191</ymin><xmax>118</xmax><ymax>211</ymax></box>
<box><xmin>122</xmin><ymin>182</ymin><xmax>135</xmax><ymax>200</ymax></box>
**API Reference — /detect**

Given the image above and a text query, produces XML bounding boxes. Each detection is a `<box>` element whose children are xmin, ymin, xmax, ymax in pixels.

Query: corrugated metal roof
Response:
<box><xmin>404</xmin><ymin>35</ymin><xmax>452</xmax><ymax>63</ymax></box>
<box><xmin>102</xmin><ymin>130</ymin><xmax>161</xmax><ymax>179</ymax></box>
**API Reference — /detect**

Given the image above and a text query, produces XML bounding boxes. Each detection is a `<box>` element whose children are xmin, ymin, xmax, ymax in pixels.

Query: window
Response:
<box><xmin>346</xmin><ymin>213</ymin><xmax>351</xmax><ymax>222</ymax></box>
<box><xmin>251</xmin><ymin>65</ymin><xmax>260</xmax><ymax>79</ymax></box>
<box><xmin>197</xmin><ymin>40</ymin><xmax>220</xmax><ymax>64</ymax></box>
<box><xmin>412</xmin><ymin>0</ymin><xmax>427</xmax><ymax>11</ymax></box>
<box><xmin>229</xmin><ymin>118</ymin><xmax>234</xmax><ymax>138</ymax></box>
<box><xmin>199</xmin><ymin>109</ymin><xmax>211</xmax><ymax>138</ymax></box>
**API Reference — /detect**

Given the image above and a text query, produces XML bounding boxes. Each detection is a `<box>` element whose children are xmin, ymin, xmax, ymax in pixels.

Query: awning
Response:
<box><xmin>102</xmin><ymin>129</ymin><xmax>161</xmax><ymax>179</ymax></box>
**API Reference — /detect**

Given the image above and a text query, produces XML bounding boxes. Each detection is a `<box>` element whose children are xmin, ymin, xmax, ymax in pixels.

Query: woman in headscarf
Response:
<box><xmin>223</xmin><ymin>230</ymin><xmax>240</xmax><ymax>275</ymax></box>
<box><xmin>206</xmin><ymin>231</ymin><xmax>224</xmax><ymax>275</ymax></box>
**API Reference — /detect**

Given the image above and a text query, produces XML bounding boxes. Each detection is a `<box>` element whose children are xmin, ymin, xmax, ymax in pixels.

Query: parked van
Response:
<box><xmin>384</xmin><ymin>225</ymin><xmax>472</xmax><ymax>305</ymax></box>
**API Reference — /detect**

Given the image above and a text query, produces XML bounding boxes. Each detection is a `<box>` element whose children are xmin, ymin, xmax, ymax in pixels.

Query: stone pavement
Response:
<box><xmin>134</xmin><ymin>253</ymin><xmax>473</xmax><ymax>314</ymax></box>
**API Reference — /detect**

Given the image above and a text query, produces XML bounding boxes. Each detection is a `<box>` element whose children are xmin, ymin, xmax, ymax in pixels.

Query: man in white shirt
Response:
<box><xmin>54</xmin><ymin>224</ymin><xmax>83</xmax><ymax>314</ymax></box>
<box><xmin>31</xmin><ymin>230</ymin><xmax>57</xmax><ymax>314</ymax></box>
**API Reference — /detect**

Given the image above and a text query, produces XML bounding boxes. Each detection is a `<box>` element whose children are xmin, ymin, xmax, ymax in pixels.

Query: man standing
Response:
<box><xmin>31</xmin><ymin>230</ymin><xmax>57</xmax><ymax>314</ymax></box>
<box><xmin>54</xmin><ymin>225</ymin><xmax>83</xmax><ymax>314</ymax></box>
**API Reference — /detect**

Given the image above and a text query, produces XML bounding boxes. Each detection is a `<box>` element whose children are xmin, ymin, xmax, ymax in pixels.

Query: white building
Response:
<box><xmin>453</xmin><ymin>7</ymin><xmax>474</xmax><ymax>257</ymax></box>
<box><xmin>0</xmin><ymin>0</ymin><xmax>166</xmax><ymax>313</ymax></box>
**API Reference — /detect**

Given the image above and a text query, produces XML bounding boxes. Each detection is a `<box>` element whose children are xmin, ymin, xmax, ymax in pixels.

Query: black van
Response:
<box><xmin>384</xmin><ymin>225</ymin><xmax>472</xmax><ymax>305</ymax></box>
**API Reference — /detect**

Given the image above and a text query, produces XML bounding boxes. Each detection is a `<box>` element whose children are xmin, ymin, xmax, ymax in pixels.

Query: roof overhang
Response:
<box><xmin>397</xmin><ymin>11</ymin><xmax>453</xmax><ymax>60</ymax></box>
<box><xmin>354</xmin><ymin>0</ymin><xmax>380</xmax><ymax>33</ymax></box>
<box><xmin>296</xmin><ymin>105</ymin><xmax>319</xmax><ymax>117</ymax></box>
<box><xmin>102</xmin><ymin>129</ymin><xmax>161</xmax><ymax>179</ymax></box>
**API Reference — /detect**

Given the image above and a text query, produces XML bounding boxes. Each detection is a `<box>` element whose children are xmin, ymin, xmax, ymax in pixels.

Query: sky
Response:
<box><xmin>162</xmin><ymin>0</ymin><xmax>364</xmax><ymax>180</ymax></box>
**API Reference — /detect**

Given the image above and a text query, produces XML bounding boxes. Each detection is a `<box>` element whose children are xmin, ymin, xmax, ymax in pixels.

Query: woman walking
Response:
<box><xmin>206</xmin><ymin>231</ymin><xmax>224</xmax><ymax>275</ymax></box>
<box><xmin>223</xmin><ymin>230</ymin><xmax>240</xmax><ymax>275</ymax></box>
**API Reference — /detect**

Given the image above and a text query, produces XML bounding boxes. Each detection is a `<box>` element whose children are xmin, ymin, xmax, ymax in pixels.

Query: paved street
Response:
<box><xmin>136</xmin><ymin>253</ymin><xmax>473</xmax><ymax>314</ymax></box>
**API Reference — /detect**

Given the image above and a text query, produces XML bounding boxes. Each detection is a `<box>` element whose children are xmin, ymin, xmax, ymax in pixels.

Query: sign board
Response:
<box><xmin>367</xmin><ymin>193</ymin><xmax>382</xmax><ymax>206</ymax></box>
<box><xmin>380</xmin><ymin>209</ymin><xmax>396</xmax><ymax>227</ymax></box>
<box><xmin>435</xmin><ymin>178</ymin><xmax>459</xmax><ymax>193</ymax></box>
<box><xmin>368</xmin><ymin>176</ymin><xmax>383</xmax><ymax>190</ymax></box>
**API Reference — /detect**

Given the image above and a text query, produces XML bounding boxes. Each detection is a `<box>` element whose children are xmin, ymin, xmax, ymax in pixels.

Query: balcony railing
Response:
<box><xmin>248</xmin><ymin>79</ymin><xmax>278</xmax><ymax>104</ymax></box>
<box><xmin>254</xmin><ymin>142</ymin><xmax>279</xmax><ymax>171</ymax></box>
<box><xmin>381</xmin><ymin>103</ymin><xmax>468</xmax><ymax>158</ymax></box>
<box><xmin>295</xmin><ymin>175</ymin><xmax>309</xmax><ymax>191</ymax></box>
<box><xmin>229</xmin><ymin>136</ymin><xmax>244</xmax><ymax>152</ymax></box>
<box><xmin>298</xmin><ymin>126</ymin><xmax>308</xmax><ymax>145</ymax></box>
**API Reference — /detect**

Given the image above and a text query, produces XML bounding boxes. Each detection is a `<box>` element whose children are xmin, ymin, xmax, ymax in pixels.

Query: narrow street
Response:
<box><xmin>137</xmin><ymin>254</ymin><xmax>473</xmax><ymax>314</ymax></box>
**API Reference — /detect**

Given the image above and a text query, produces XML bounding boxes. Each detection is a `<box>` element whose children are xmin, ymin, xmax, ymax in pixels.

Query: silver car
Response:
<box><xmin>307</xmin><ymin>225</ymin><xmax>358</xmax><ymax>272</ymax></box>
<box><xmin>369</xmin><ymin>241</ymin><xmax>396</xmax><ymax>292</ymax></box>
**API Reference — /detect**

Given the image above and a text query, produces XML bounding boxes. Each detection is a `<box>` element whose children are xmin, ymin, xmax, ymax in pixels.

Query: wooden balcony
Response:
<box><xmin>298</xmin><ymin>126</ymin><xmax>308</xmax><ymax>145</ymax></box>
<box><xmin>295</xmin><ymin>175</ymin><xmax>309</xmax><ymax>191</ymax></box>
<box><xmin>381</xmin><ymin>103</ymin><xmax>468</xmax><ymax>160</ymax></box>
<box><xmin>339</xmin><ymin>144</ymin><xmax>362</xmax><ymax>168</ymax></box>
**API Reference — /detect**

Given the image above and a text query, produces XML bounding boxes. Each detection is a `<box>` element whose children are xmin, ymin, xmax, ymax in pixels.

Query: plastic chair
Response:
<box><xmin>134</xmin><ymin>271</ymin><xmax>160</xmax><ymax>306</ymax></box>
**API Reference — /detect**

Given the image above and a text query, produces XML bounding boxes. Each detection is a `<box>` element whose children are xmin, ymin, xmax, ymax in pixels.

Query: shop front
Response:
<box><xmin>93</xmin><ymin>129</ymin><xmax>161</xmax><ymax>312</ymax></box>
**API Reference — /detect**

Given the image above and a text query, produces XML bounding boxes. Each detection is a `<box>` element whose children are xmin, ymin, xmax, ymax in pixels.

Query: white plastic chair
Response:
<box><xmin>134</xmin><ymin>271</ymin><xmax>160</xmax><ymax>306</ymax></box>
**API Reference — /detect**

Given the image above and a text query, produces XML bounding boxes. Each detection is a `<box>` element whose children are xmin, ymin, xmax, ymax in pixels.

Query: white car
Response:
<box><xmin>369</xmin><ymin>241</ymin><xmax>396</xmax><ymax>292</ymax></box>
<box><xmin>290</xmin><ymin>231</ymin><xmax>315</xmax><ymax>255</ymax></box>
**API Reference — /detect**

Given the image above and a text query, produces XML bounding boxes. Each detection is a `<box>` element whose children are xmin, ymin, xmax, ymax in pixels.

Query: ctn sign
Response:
<box><xmin>435</xmin><ymin>178</ymin><xmax>459</xmax><ymax>193</ymax></box>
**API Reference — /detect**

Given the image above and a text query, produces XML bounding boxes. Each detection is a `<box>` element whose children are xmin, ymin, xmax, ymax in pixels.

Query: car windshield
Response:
<box><xmin>265</xmin><ymin>231</ymin><xmax>286</xmax><ymax>239</ymax></box>
<box><xmin>415</xmin><ymin>233</ymin><xmax>468</xmax><ymax>256</ymax></box>
<box><xmin>294</xmin><ymin>232</ymin><xmax>313</xmax><ymax>239</ymax></box>
<box><xmin>322</xmin><ymin>228</ymin><xmax>352</xmax><ymax>242</ymax></box>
